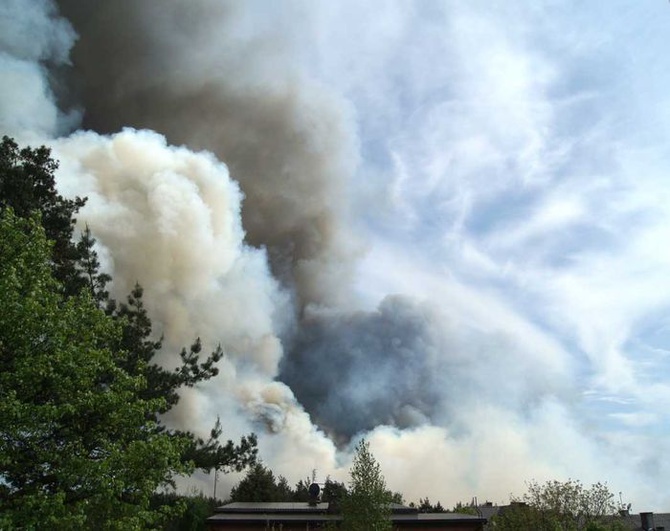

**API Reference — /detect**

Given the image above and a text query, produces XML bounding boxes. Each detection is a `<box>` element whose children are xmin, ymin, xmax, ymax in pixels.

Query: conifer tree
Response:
<box><xmin>0</xmin><ymin>137</ymin><xmax>258</xmax><ymax>525</ymax></box>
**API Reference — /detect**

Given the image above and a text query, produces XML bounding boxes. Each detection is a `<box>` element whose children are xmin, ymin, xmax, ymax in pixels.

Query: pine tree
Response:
<box><xmin>0</xmin><ymin>137</ymin><xmax>258</xmax><ymax>525</ymax></box>
<box><xmin>0</xmin><ymin>135</ymin><xmax>86</xmax><ymax>295</ymax></box>
<box><xmin>229</xmin><ymin>463</ymin><xmax>293</xmax><ymax>502</ymax></box>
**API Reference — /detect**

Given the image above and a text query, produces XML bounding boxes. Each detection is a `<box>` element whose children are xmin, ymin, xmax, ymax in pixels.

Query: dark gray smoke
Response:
<box><xmin>55</xmin><ymin>0</ymin><xmax>359</xmax><ymax>310</ymax></box>
<box><xmin>281</xmin><ymin>296</ymin><xmax>446</xmax><ymax>440</ymax></box>
<box><xmin>280</xmin><ymin>292</ymin><xmax>571</xmax><ymax>442</ymax></box>
<box><xmin>47</xmin><ymin>1</ymin><xmax>570</xmax><ymax>447</ymax></box>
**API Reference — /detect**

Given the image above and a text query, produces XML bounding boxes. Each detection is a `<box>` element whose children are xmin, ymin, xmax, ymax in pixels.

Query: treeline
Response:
<box><xmin>224</xmin><ymin>462</ymin><xmax>402</xmax><ymax>505</ymax></box>
<box><xmin>0</xmin><ymin>137</ymin><xmax>258</xmax><ymax>528</ymax></box>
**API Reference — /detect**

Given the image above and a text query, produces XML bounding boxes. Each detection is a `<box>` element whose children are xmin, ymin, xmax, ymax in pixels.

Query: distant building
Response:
<box><xmin>621</xmin><ymin>511</ymin><xmax>669</xmax><ymax>531</ymax></box>
<box><xmin>206</xmin><ymin>501</ymin><xmax>487</xmax><ymax>530</ymax></box>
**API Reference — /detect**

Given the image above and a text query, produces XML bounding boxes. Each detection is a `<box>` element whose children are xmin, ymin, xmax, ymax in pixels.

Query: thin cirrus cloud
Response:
<box><xmin>346</xmin><ymin>0</ymin><xmax>670</xmax><ymax>502</ymax></box>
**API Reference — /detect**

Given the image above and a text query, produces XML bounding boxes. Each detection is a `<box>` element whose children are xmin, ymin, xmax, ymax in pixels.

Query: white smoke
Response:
<box><xmin>55</xmin><ymin>0</ymin><xmax>362</xmax><ymax>310</ymax></box>
<box><xmin>53</xmin><ymin>129</ymin><xmax>288</xmax><ymax>374</ymax></box>
<box><xmin>3</xmin><ymin>0</ymin><xmax>670</xmax><ymax>512</ymax></box>
<box><xmin>0</xmin><ymin>0</ymin><xmax>346</xmax><ymax>497</ymax></box>
<box><xmin>0</xmin><ymin>0</ymin><xmax>78</xmax><ymax>139</ymax></box>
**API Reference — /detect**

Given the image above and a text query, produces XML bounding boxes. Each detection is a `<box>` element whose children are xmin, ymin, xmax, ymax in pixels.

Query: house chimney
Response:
<box><xmin>640</xmin><ymin>512</ymin><xmax>655</xmax><ymax>531</ymax></box>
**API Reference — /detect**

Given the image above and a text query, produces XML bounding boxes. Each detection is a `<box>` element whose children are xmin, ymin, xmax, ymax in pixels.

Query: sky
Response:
<box><xmin>2</xmin><ymin>0</ymin><xmax>670</xmax><ymax>511</ymax></box>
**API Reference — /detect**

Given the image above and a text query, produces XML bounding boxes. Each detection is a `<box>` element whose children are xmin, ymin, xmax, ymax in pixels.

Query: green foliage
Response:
<box><xmin>290</xmin><ymin>475</ymin><xmax>347</xmax><ymax>505</ymax></box>
<box><xmin>0</xmin><ymin>135</ymin><xmax>86</xmax><ymax>295</ymax></box>
<box><xmin>449</xmin><ymin>501</ymin><xmax>476</xmax><ymax>515</ymax></box>
<box><xmin>0</xmin><ymin>137</ymin><xmax>258</xmax><ymax>526</ymax></box>
<box><xmin>340</xmin><ymin>439</ymin><xmax>392</xmax><ymax>531</ymax></box>
<box><xmin>75</xmin><ymin>224</ymin><xmax>112</xmax><ymax>305</ymax></box>
<box><xmin>183</xmin><ymin>416</ymin><xmax>258</xmax><ymax>476</ymax></box>
<box><xmin>229</xmin><ymin>463</ymin><xmax>294</xmax><ymax>502</ymax></box>
<box><xmin>293</xmin><ymin>477</ymin><xmax>312</xmax><ymax>502</ymax></box>
<box><xmin>416</xmin><ymin>497</ymin><xmax>447</xmax><ymax>513</ymax></box>
<box><xmin>323</xmin><ymin>477</ymin><xmax>349</xmax><ymax>504</ymax></box>
<box><xmin>491</xmin><ymin>479</ymin><xmax>627</xmax><ymax>531</ymax></box>
<box><xmin>389</xmin><ymin>491</ymin><xmax>404</xmax><ymax>505</ymax></box>
<box><xmin>231</xmin><ymin>467</ymin><xmax>349</xmax><ymax>506</ymax></box>
<box><xmin>151</xmin><ymin>491</ymin><xmax>220</xmax><ymax>531</ymax></box>
<box><xmin>106</xmin><ymin>282</ymin><xmax>223</xmax><ymax>417</ymax></box>
<box><xmin>0</xmin><ymin>210</ymin><xmax>190</xmax><ymax>529</ymax></box>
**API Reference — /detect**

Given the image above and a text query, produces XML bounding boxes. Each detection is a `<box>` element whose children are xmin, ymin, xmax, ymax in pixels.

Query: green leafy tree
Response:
<box><xmin>340</xmin><ymin>439</ymin><xmax>392</xmax><ymax>531</ymax></box>
<box><xmin>150</xmin><ymin>491</ymin><xmax>220</xmax><ymax>531</ymax></box>
<box><xmin>0</xmin><ymin>137</ymin><xmax>258</xmax><ymax>524</ymax></box>
<box><xmin>492</xmin><ymin>479</ymin><xmax>627</xmax><ymax>531</ymax></box>
<box><xmin>449</xmin><ymin>500</ymin><xmax>476</xmax><ymax>515</ymax></box>
<box><xmin>293</xmin><ymin>478</ymin><xmax>312</xmax><ymax>502</ymax></box>
<box><xmin>293</xmin><ymin>475</ymin><xmax>349</xmax><ymax>504</ymax></box>
<box><xmin>0</xmin><ymin>210</ymin><xmax>190</xmax><ymax>529</ymax></box>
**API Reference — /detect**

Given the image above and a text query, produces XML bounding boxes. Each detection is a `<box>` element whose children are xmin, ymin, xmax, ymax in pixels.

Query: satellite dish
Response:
<box><xmin>308</xmin><ymin>482</ymin><xmax>321</xmax><ymax>505</ymax></box>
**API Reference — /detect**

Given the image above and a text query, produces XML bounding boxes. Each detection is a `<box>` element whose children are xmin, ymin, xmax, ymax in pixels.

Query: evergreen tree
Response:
<box><xmin>322</xmin><ymin>477</ymin><xmax>348</xmax><ymax>504</ymax></box>
<box><xmin>183</xmin><ymin>415</ymin><xmax>257</xmax><ymax>500</ymax></box>
<box><xmin>0</xmin><ymin>136</ymin><xmax>87</xmax><ymax>295</ymax></box>
<box><xmin>0</xmin><ymin>137</ymin><xmax>258</xmax><ymax>525</ymax></box>
<box><xmin>75</xmin><ymin>224</ymin><xmax>112</xmax><ymax>306</ymax></box>
<box><xmin>229</xmin><ymin>463</ymin><xmax>293</xmax><ymax>502</ymax></box>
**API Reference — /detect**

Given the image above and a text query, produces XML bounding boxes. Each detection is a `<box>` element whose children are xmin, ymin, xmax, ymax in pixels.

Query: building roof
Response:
<box><xmin>215</xmin><ymin>502</ymin><xmax>330</xmax><ymax>513</ymax></box>
<box><xmin>206</xmin><ymin>501</ymin><xmax>487</xmax><ymax>528</ymax></box>
<box><xmin>621</xmin><ymin>512</ymin><xmax>670</xmax><ymax>530</ymax></box>
<box><xmin>476</xmin><ymin>504</ymin><xmax>502</xmax><ymax>522</ymax></box>
<box><xmin>393</xmin><ymin>512</ymin><xmax>488</xmax><ymax>523</ymax></box>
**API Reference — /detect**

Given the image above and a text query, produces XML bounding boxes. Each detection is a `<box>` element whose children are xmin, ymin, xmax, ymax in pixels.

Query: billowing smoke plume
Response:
<box><xmin>281</xmin><ymin>293</ymin><xmax>573</xmax><ymax>442</ymax></box>
<box><xmin>53</xmin><ymin>129</ymin><xmax>288</xmax><ymax>375</ymax></box>
<box><xmin>3</xmin><ymin>0</ymin><xmax>667</xmax><ymax>510</ymax></box>
<box><xmin>56</xmin><ymin>0</ymin><xmax>360</xmax><ymax>310</ymax></box>
<box><xmin>1</xmin><ymin>0</ymin><xmax>346</xmax><ymax>479</ymax></box>
<box><xmin>282</xmin><ymin>296</ymin><xmax>446</xmax><ymax>439</ymax></box>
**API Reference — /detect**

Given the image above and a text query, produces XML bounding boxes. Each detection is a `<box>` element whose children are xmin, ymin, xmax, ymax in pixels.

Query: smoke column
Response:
<box><xmin>2</xmin><ymin>0</ymin><xmax>664</xmax><ymax>508</ymax></box>
<box><xmin>1</xmin><ymin>0</ymin><xmax>346</xmax><ymax>489</ymax></box>
<box><xmin>56</xmin><ymin>0</ymin><xmax>361</xmax><ymax>310</ymax></box>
